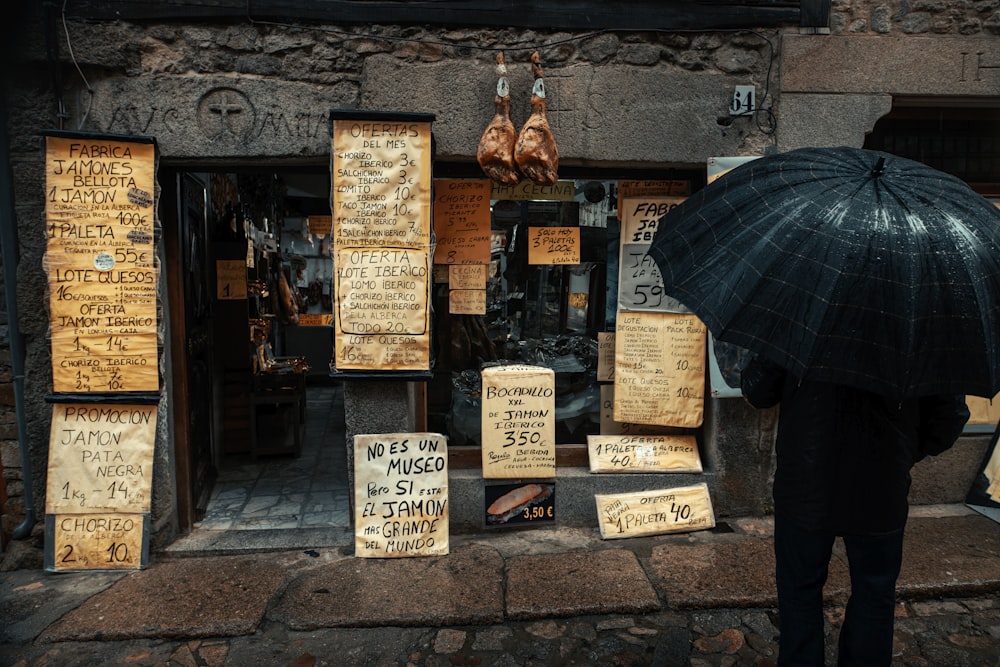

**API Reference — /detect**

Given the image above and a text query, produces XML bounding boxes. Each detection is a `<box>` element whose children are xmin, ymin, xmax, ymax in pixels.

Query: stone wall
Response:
<box><xmin>0</xmin><ymin>333</ymin><xmax>14</xmax><ymax>545</ymax></box>
<box><xmin>67</xmin><ymin>21</ymin><xmax>780</xmax><ymax>164</ymax></box>
<box><xmin>829</xmin><ymin>0</ymin><xmax>1000</xmax><ymax>35</ymax></box>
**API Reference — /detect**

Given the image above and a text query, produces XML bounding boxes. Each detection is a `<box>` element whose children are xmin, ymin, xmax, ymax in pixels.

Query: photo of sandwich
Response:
<box><xmin>485</xmin><ymin>482</ymin><xmax>555</xmax><ymax>526</ymax></box>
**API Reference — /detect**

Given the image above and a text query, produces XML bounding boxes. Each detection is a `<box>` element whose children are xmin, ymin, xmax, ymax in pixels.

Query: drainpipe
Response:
<box><xmin>0</xmin><ymin>99</ymin><xmax>35</xmax><ymax>540</ymax></box>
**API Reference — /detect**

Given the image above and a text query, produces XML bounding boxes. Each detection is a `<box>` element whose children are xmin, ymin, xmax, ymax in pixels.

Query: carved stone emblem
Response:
<box><xmin>197</xmin><ymin>87</ymin><xmax>255</xmax><ymax>142</ymax></box>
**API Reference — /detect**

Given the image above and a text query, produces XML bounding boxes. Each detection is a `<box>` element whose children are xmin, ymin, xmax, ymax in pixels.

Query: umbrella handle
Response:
<box><xmin>872</xmin><ymin>156</ymin><xmax>886</xmax><ymax>178</ymax></box>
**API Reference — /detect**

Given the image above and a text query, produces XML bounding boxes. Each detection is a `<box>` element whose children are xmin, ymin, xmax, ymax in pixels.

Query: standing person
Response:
<box><xmin>741</xmin><ymin>355</ymin><xmax>969</xmax><ymax>666</ymax></box>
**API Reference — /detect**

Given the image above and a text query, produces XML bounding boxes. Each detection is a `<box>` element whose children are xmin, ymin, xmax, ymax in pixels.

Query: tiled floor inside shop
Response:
<box><xmin>196</xmin><ymin>383</ymin><xmax>351</xmax><ymax>531</ymax></box>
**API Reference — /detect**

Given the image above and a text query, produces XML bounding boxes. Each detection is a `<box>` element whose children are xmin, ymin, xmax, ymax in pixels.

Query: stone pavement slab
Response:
<box><xmin>37</xmin><ymin>554</ymin><xmax>288</xmax><ymax>642</ymax></box>
<box><xmin>271</xmin><ymin>543</ymin><xmax>504</xmax><ymax>629</ymax></box>
<box><xmin>0</xmin><ymin>568</ymin><xmax>125</xmax><ymax>644</ymax></box>
<box><xmin>648</xmin><ymin>534</ymin><xmax>787</xmax><ymax>610</ymax></box>
<box><xmin>898</xmin><ymin>513</ymin><xmax>1000</xmax><ymax>598</ymax></box>
<box><xmin>505</xmin><ymin>548</ymin><xmax>661</xmax><ymax>620</ymax></box>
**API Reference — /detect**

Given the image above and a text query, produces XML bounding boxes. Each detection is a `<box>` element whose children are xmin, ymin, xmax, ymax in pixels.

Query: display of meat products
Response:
<box><xmin>514</xmin><ymin>51</ymin><xmax>559</xmax><ymax>186</ymax></box>
<box><xmin>277</xmin><ymin>266</ymin><xmax>299</xmax><ymax>325</ymax></box>
<box><xmin>477</xmin><ymin>52</ymin><xmax>521</xmax><ymax>186</ymax></box>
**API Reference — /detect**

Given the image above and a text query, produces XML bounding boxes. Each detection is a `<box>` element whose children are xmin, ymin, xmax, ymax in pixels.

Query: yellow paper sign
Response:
<box><xmin>618</xmin><ymin>197</ymin><xmax>688</xmax><ymax>313</ymax></box>
<box><xmin>595</xmin><ymin>484</ymin><xmax>715</xmax><ymax>539</ymax></box>
<box><xmin>492</xmin><ymin>180</ymin><xmax>575</xmax><ymax>201</ymax></box>
<box><xmin>597</xmin><ymin>332</ymin><xmax>615</xmax><ymax>382</ymax></box>
<box><xmin>528</xmin><ymin>227</ymin><xmax>580</xmax><ymax>265</ymax></box>
<box><xmin>599</xmin><ymin>385</ymin><xmax>675</xmax><ymax>436</ymax></box>
<box><xmin>617</xmin><ymin>180</ymin><xmax>690</xmax><ymax>212</ymax></box>
<box><xmin>614</xmin><ymin>312</ymin><xmax>706</xmax><ymax>427</ymax></box>
<box><xmin>307</xmin><ymin>215</ymin><xmax>333</xmax><ymax>237</ymax></box>
<box><xmin>334</xmin><ymin>247</ymin><xmax>431</xmax><ymax>370</ymax></box>
<box><xmin>298</xmin><ymin>313</ymin><xmax>333</xmax><ymax>327</ymax></box>
<box><xmin>330</xmin><ymin>116</ymin><xmax>433</xmax><ymax>372</ymax></box>
<box><xmin>587</xmin><ymin>435</ymin><xmax>702</xmax><ymax>473</ymax></box>
<box><xmin>481</xmin><ymin>365</ymin><xmax>556</xmax><ymax>479</ymax></box>
<box><xmin>330</xmin><ymin>120</ymin><xmax>431</xmax><ymax>250</ymax></box>
<box><xmin>336</xmin><ymin>248</ymin><xmax>428</xmax><ymax>335</ymax></box>
<box><xmin>448</xmin><ymin>264</ymin><xmax>487</xmax><ymax>290</ymax></box>
<box><xmin>50</xmin><ymin>330</ymin><xmax>159</xmax><ymax>393</ymax></box>
<box><xmin>984</xmin><ymin>440</ymin><xmax>1000</xmax><ymax>501</ymax></box>
<box><xmin>50</xmin><ymin>513</ymin><xmax>146</xmax><ymax>571</ymax></box>
<box><xmin>353</xmin><ymin>433</ymin><xmax>449</xmax><ymax>558</ymax></box>
<box><xmin>450</xmin><ymin>289</ymin><xmax>487</xmax><ymax>315</ymax></box>
<box><xmin>433</xmin><ymin>179</ymin><xmax>491</xmax><ymax>264</ymax></box>
<box><xmin>216</xmin><ymin>259</ymin><xmax>247</xmax><ymax>300</ymax></box>
<box><xmin>46</xmin><ymin>403</ymin><xmax>156</xmax><ymax>513</ymax></box>
<box><xmin>966</xmin><ymin>393</ymin><xmax>1000</xmax><ymax>427</ymax></box>
<box><xmin>45</xmin><ymin>134</ymin><xmax>159</xmax><ymax>393</ymax></box>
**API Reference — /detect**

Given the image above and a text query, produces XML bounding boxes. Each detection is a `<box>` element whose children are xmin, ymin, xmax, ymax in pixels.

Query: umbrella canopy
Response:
<box><xmin>647</xmin><ymin>146</ymin><xmax>1000</xmax><ymax>399</ymax></box>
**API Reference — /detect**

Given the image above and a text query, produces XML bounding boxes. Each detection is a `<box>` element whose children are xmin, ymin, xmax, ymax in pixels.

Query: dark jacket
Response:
<box><xmin>741</xmin><ymin>356</ymin><xmax>970</xmax><ymax>535</ymax></box>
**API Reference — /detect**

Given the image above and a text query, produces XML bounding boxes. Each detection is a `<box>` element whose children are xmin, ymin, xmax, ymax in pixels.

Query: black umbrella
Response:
<box><xmin>647</xmin><ymin>146</ymin><xmax>1000</xmax><ymax>399</ymax></box>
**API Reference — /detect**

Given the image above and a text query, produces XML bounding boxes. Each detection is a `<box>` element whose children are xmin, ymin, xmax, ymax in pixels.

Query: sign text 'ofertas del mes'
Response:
<box><xmin>45</xmin><ymin>134</ymin><xmax>159</xmax><ymax>393</ymax></box>
<box><xmin>353</xmin><ymin>433</ymin><xmax>449</xmax><ymax>558</ymax></box>
<box><xmin>331</xmin><ymin>116</ymin><xmax>433</xmax><ymax>372</ymax></box>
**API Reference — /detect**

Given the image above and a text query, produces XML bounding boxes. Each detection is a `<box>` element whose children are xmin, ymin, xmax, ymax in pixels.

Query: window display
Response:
<box><xmin>429</xmin><ymin>180</ymin><xmax>614</xmax><ymax>447</ymax></box>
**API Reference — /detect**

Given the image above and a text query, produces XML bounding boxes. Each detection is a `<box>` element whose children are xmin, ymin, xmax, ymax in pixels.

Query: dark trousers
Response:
<box><xmin>774</xmin><ymin>515</ymin><xmax>905</xmax><ymax>667</ymax></box>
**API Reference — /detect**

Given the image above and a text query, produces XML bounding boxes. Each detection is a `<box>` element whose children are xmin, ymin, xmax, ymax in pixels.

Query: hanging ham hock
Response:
<box><xmin>514</xmin><ymin>51</ymin><xmax>559</xmax><ymax>186</ymax></box>
<box><xmin>477</xmin><ymin>52</ymin><xmax>521</xmax><ymax>186</ymax></box>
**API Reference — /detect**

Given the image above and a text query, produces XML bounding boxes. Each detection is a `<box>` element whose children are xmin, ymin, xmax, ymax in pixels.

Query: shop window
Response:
<box><xmin>865</xmin><ymin>103</ymin><xmax>1000</xmax><ymax>195</ymax></box>
<box><xmin>427</xmin><ymin>174</ymin><xmax>705</xmax><ymax>463</ymax></box>
<box><xmin>430</xmin><ymin>191</ymin><xmax>610</xmax><ymax>447</ymax></box>
<box><xmin>189</xmin><ymin>168</ymin><xmax>709</xmax><ymax>464</ymax></box>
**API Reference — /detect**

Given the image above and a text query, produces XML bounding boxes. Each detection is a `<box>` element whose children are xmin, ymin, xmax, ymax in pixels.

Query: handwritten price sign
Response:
<box><xmin>528</xmin><ymin>227</ymin><xmax>580</xmax><ymax>265</ymax></box>
<box><xmin>47</xmin><ymin>513</ymin><xmax>147</xmax><ymax>571</ymax></box>
<box><xmin>595</xmin><ymin>484</ymin><xmax>715</xmax><ymax>539</ymax></box>
<box><xmin>587</xmin><ymin>434</ymin><xmax>702</xmax><ymax>473</ymax></box>
<box><xmin>46</xmin><ymin>403</ymin><xmax>156</xmax><ymax>513</ymax></box>
<box><xmin>433</xmin><ymin>179</ymin><xmax>491</xmax><ymax>264</ymax></box>
<box><xmin>481</xmin><ymin>365</ymin><xmax>556</xmax><ymax>479</ymax></box>
<box><xmin>618</xmin><ymin>197</ymin><xmax>689</xmax><ymax>313</ymax></box>
<box><xmin>45</xmin><ymin>133</ymin><xmax>159</xmax><ymax>393</ymax></box>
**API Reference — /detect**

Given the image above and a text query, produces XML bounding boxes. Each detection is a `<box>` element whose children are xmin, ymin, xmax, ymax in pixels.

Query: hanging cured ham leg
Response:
<box><xmin>515</xmin><ymin>51</ymin><xmax>559</xmax><ymax>186</ymax></box>
<box><xmin>477</xmin><ymin>52</ymin><xmax>521</xmax><ymax>186</ymax></box>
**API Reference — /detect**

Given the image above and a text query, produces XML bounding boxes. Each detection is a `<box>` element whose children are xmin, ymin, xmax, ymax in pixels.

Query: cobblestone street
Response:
<box><xmin>6</xmin><ymin>595</ymin><xmax>999</xmax><ymax>666</ymax></box>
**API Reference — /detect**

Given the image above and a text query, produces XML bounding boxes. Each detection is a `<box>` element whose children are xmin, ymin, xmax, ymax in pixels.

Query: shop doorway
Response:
<box><xmin>162</xmin><ymin>167</ymin><xmax>350</xmax><ymax>534</ymax></box>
